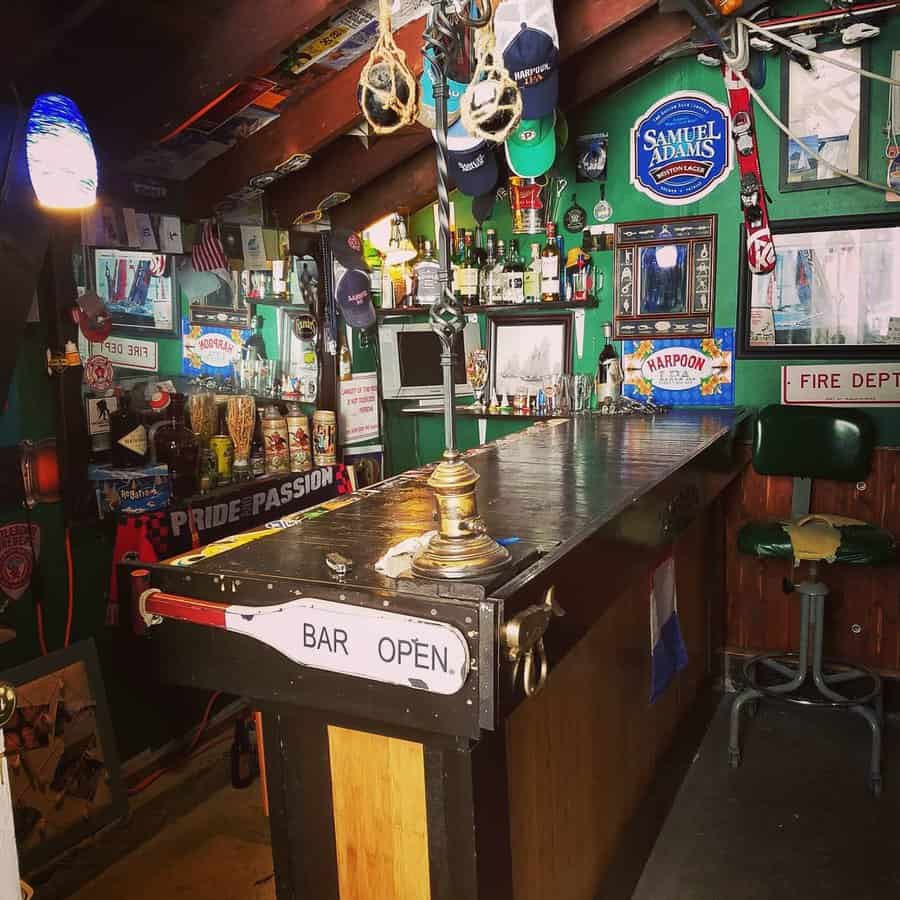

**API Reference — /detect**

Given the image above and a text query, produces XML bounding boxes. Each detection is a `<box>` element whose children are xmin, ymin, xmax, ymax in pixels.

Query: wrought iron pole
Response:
<box><xmin>424</xmin><ymin>0</ymin><xmax>463</xmax><ymax>459</ymax></box>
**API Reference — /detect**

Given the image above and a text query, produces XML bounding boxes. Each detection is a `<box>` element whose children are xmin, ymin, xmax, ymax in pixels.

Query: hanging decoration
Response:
<box><xmin>357</xmin><ymin>0</ymin><xmax>418</xmax><ymax>135</ymax></box>
<box><xmin>26</xmin><ymin>93</ymin><xmax>97</xmax><ymax>210</ymax></box>
<box><xmin>459</xmin><ymin>19</ymin><xmax>522</xmax><ymax>143</ymax></box>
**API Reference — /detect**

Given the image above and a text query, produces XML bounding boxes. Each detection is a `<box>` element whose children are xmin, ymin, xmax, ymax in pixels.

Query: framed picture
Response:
<box><xmin>2</xmin><ymin>640</ymin><xmax>127</xmax><ymax>874</ymax></box>
<box><xmin>614</xmin><ymin>215</ymin><xmax>716</xmax><ymax>341</ymax></box>
<box><xmin>780</xmin><ymin>45</ymin><xmax>870</xmax><ymax>192</ymax></box>
<box><xmin>487</xmin><ymin>313</ymin><xmax>572</xmax><ymax>400</ymax></box>
<box><xmin>93</xmin><ymin>249</ymin><xmax>178</xmax><ymax>336</ymax></box>
<box><xmin>737</xmin><ymin>213</ymin><xmax>900</xmax><ymax>358</ymax></box>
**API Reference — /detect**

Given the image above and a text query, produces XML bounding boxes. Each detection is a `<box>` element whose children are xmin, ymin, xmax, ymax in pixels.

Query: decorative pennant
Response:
<box><xmin>478</xmin><ymin>417</ymin><xmax>487</xmax><ymax>446</ymax></box>
<box><xmin>574</xmin><ymin>309</ymin><xmax>585</xmax><ymax>359</ymax></box>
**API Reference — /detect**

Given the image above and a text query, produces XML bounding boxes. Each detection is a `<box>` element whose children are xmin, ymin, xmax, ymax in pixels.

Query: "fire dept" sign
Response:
<box><xmin>631</xmin><ymin>92</ymin><xmax>732</xmax><ymax>205</ymax></box>
<box><xmin>782</xmin><ymin>364</ymin><xmax>900</xmax><ymax>406</ymax></box>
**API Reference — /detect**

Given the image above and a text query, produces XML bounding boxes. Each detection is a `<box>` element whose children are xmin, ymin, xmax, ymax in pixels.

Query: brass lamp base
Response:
<box><xmin>411</xmin><ymin>454</ymin><xmax>510</xmax><ymax>580</ymax></box>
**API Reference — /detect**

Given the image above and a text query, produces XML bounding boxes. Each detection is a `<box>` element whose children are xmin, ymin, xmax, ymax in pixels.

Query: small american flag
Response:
<box><xmin>192</xmin><ymin>221</ymin><xmax>228</xmax><ymax>272</ymax></box>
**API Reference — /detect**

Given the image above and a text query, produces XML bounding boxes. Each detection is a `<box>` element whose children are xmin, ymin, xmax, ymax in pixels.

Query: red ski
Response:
<box><xmin>723</xmin><ymin>64</ymin><xmax>776</xmax><ymax>275</ymax></box>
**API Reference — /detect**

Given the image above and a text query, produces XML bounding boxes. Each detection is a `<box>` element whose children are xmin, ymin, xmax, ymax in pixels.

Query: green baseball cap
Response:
<box><xmin>505</xmin><ymin>111</ymin><xmax>557</xmax><ymax>178</ymax></box>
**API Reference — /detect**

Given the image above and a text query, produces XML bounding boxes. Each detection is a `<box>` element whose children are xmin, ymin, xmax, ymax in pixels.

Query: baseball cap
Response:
<box><xmin>505</xmin><ymin>111</ymin><xmax>557</xmax><ymax>178</ymax></box>
<box><xmin>336</xmin><ymin>268</ymin><xmax>376</xmax><ymax>329</ymax></box>
<box><xmin>330</xmin><ymin>228</ymin><xmax>368</xmax><ymax>271</ymax></box>
<box><xmin>417</xmin><ymin>55</ymin><xmax>466</xmax><ymax>129</ymax></box>
<box><xmin>496</xmin><ymin>0</ymin><xmax>559</xmax><ymax>119</ymax></box>
<box><xmin>440</xmin><ymin>119</ymin><xmax>499</xmax><ymax>197</ymax></box>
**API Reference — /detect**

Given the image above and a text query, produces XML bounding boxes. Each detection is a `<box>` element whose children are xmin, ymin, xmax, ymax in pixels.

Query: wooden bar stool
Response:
<box><xmin>729</xmin><ymin>405</ymin><xmax>896</xmax><ymax>795</ymax></box>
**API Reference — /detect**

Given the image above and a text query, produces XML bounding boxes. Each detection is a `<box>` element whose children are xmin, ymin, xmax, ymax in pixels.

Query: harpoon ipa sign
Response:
<box><xmin>782</xmin><ymin>364</ymin><xmax>900</xmax><ymax>406</ymax></box>
<box><xmin>631</xmin><ymin>92</ymin><xmax>732</xmax><ymax>205</ymax></box>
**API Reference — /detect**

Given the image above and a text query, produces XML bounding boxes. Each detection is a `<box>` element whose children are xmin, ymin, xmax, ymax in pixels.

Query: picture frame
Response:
<box><xmin>487</xmin><ymin>313</ymin><xmax>572</xmax><ymax>400</ymax></box>
<box><xmin>92</xmin><ymin>248</ymin><xmax>178</xmax><ymax>337</ymax></box>
<box><xmin>780</xmin><ymin>44</ymin><xmax>870</xmax><ymax>192</ymax></box>
<box><xmin>2</xmin><ymin>639</ymin><xmax>127</xmax><ymax>874</ymax></box>
<box><xmin>614</xmin><ymin>215</ymin><xmax>717</xmax><ymax>341</ymax></box>
<box><xmin>737</xmin><ymin>212</ymin><xmax>900</xmax><ymax>359</ymax></box>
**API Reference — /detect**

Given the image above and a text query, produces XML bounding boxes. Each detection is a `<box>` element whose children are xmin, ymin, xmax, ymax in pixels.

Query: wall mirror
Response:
<box><xmin>780</xmin><ymin>45</ymin><xmax>870</xmax><ymax>191</ymax></box>
<box><xmin>737</xmin><ymin>213</ymin><xmax>900</xmax><ymax>358</ymax></box>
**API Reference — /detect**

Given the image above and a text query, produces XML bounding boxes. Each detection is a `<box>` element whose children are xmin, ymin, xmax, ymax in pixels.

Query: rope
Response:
<box><xmin>737</xmin><ymin>17</ymin><xmax>900</xmax><ymax>86</ymax></box>
<box><xmin>358</xmin><ymin>0</ymin><xmax>418</xmax><ymax>135</ymax></box>
<box><xmin>459</xmin><ymin>20</ymin><xmax>522</xmax><ymax>142</ymax></box>
<box><xmin>727</xmin><ymin>64</ymin><xmax>893</xmax><ymax>192</ymax></box>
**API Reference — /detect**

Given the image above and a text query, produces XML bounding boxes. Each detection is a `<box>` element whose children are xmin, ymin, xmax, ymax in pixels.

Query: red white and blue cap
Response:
<box><xmin>438</xmin><ymin>119</ymin><xmax>499</xmax><ymax>198</ymax></box>
<box><xmin>496</xmin><ymin>0</ymin><xmax>559</xmax><ymax>120</ymax></box>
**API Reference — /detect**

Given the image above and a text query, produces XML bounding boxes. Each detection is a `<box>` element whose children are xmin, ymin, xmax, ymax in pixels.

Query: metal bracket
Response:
<box><xmin>139</xmin><ymin>588</ymin><xmax>164</xmax><ymax>628</ymax></box>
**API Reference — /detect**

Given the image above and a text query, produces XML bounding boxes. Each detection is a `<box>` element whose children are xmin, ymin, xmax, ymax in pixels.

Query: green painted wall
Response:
<box><xmin>396</xmin><ymin>3</ymin><xmax>900</xmax><ymax>463</ymax></box>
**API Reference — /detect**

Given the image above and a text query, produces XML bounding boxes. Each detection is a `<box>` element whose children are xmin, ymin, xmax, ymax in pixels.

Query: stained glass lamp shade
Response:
<box><xmin>26</xmin><ymin>93</ymin><xmax>97</xmax><ymax>210</ymax></box>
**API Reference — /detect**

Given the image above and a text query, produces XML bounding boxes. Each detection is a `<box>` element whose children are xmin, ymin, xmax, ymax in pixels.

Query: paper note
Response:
<box><xmin>135</xmin><ymin>213</ymin><xmax>158</xmax><ymax>250</ymax></box>
<box><xmin>159</xmin><ymin>215</ymin><xmax>184</xmax><ymax>254</ymax></box>
<box><xmin>241</xmin><ymin>224</ymin><xmax>267</xmax><ymax>269</ymax></box>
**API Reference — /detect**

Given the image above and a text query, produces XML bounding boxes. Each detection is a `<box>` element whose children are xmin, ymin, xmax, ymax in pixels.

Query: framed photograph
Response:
<box><xmin>780</xmin><ymin>45</ymin><xmax>869</xmax><ymax>192</ymax></box>
<box><xmin>3</xmin><ymin>640</ymin><xmax>127</xmax><ymax>874</ymax></box>
<box><xmin>614</xmin><ymin>215</ymin><xmax>716</xmax><ymax>341</ymax></box>
<box><xmin>487</xmin><ymin>313</ymin><xmax>572</xmax><ymax>399</ymax></box>
<box><xmin>737</xmin><ymin>213</ymin><xmax>900</xmax><ymax>358</ymax></box>
<box><xmin>93</xmin><ymin>249</ymin><xmax>178</xmax><ymax>336</ymax></box>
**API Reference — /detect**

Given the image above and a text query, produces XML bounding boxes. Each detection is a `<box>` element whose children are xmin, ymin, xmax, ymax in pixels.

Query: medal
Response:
<box><xmin>593</xmin><ymin>186</ymin><xmax>613</xmax><ymax>223</ymax></box>
<box><xmin>563</xmin><ymin>194</ymin><xmax>587</xmax><ymax>233</ymax></box>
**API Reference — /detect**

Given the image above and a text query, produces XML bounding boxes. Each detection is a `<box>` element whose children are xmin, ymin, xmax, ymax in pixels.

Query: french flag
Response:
<box><xmin>650</xmin><ymin>556</ymin><xmax>688</xmax><ymax>703</ymax></box>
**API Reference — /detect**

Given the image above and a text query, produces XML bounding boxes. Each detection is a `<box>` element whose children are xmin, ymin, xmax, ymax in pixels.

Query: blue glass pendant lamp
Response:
<box><xmin>25</xmin><ymin>93</ymin><xmax>97</xmax><ymax>210</ymax></box>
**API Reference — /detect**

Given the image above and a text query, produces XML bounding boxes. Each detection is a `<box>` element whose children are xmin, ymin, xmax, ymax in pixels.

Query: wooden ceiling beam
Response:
<box><xmin>188</xmin><ymin>0</ymin><xmax>659</xmax><ymax>216</ymax></box>
<box><xmin>326</xmin><ymin>10</ymin><xmax>693</xmax><ymax>233</ymax></box>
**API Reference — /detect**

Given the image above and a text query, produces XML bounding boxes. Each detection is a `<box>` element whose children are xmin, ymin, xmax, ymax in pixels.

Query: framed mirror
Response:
<box><xmin>737</xmin><ymin>213</ymin><xmax>900</xmax><ymax>358</ymax></box>
<box><xmin>780</xmin><ymin>45</ymin><xmax>870</xmax><ymax>192</ymax></box>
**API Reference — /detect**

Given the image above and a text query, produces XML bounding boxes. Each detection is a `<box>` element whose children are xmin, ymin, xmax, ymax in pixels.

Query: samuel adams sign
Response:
<box><xmin>631</xmin><ymin>91</ymin><xmax>732</xmax><ymax>205</ymax></box>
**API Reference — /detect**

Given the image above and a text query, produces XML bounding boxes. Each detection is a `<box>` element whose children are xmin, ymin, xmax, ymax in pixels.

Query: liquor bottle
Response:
<box><xmin>481</xmin><ymin>232</ymin><xmax>504</xmax><ymax>306</ymax></box>
<box><xmin>457</xmin><ymin>231</ymin><xmax>480</xmax><ymax>306</ymax></box>
<box><xmin>472</xmin><ymin>225</ymin><xmax>487</xmax><ymax>272</ymax></box>
<box><xmin>524</xmin><ymin>243</ymin><xmax>541</xmax><ymax>303</ymax></box>
<box><xmin>339</xmin><ymin>333</ymin><xmax>353</xmax><ymax>380</ymax></box>
<box><xmin>413</xmin><ymin>239</ymin><xmax>441</xmax><ymax>306</ymax></box>
<box><xmin>504</xmin><ymin>239</ymin><xmax>526</xmax><ymax>305</ymax></box>
<box><xmin>495</xmin><ymin>240</ymin><xmax>508</xmax><ymax>304</ymax></box>
<box><xmin>541</xmin><ymin>221</ymin><xmax>561</xmax><ymax>302</ymax></box>
<box><xmin>250</xmin><ymin>411</ymin><xmax>266</xmax><ymax>478</ymax></box>
<box><xmin>153</xmin><ymin>394</ymin><xmax>199</xmax><ymax>500</ymax></box>
<box><xmin>110</xmin><ymin>391</ymin><xmax>148</xmax><ymax>468</ymax></box>
<box><xmin>595</xmin><ymin>322</ymin><xmax>621</xmax><ymax>404</ymax></box>
<box><xmin>452</xmin><ymin>229</ymin><xmax>466</xmax><ymax>304</ymax></box>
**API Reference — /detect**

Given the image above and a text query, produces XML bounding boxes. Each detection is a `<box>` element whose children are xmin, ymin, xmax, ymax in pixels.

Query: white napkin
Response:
<box><xmin>375</xmin><ymin>531</ymin><xmax>436</xmax><ymax>578</ymax></box>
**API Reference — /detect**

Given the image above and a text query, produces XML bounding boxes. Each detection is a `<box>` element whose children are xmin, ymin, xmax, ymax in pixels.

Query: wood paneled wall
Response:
<box><xmin>724</xmin><ymin>447</ymin><xmax>900</xmax><ymax>674</ymax></box>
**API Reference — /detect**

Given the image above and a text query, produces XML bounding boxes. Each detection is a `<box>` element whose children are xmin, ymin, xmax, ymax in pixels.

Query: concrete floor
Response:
<box><xmin>69</xmin><ymin>783</ymin><xmax>274</xmax><ymax>900</ymax></box>
<box><xmin>631</xmin><ymin>696</ymin><xmax>900</xmax><ymax>900</ymax></box>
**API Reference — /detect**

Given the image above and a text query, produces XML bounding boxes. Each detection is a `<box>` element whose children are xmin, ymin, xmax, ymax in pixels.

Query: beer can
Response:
<box><xmin>209</xmin><ymin>434</ymin><xmax>234</xmax><ymax>485</ymax></box>
<box><xmin>286</xmin><ymin>405</ymin><xmax>312</xmax><ymax>473</ymax></box>
<box><xmin>312</xmin><ymin>410</ymin><xmax>337</xmax><ymax>467</ymax></box>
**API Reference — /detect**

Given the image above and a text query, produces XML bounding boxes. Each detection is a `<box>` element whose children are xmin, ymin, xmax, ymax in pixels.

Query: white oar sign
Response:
<box><xmin>142</xmin><ymin>593</ymin><xmax>472</xmax><ymax>695</ymax></box>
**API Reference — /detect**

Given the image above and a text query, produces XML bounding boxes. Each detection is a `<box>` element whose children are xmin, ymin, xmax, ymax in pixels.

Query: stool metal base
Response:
<box><xmin>728</xmin><ymin>580</ymin><xmax>883</xmax><ymax>796</ymax></box>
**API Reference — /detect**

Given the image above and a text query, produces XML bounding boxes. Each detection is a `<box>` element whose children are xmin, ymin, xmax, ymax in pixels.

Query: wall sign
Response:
<box><xmin>631</xmin><ymin>92</ymin><xmax>732</xmax><ymax>205</ymax></box>
<box><xmin>614</xmin><ymin>215</ymin><xmax>717</xmax><ymax>341</ymax></box>
<box><xmin>0</xmin><ymin>523</ymin><xmax>40</xmax><ymax>603</ymax></box>
<box><xmin>781</xmin><ymin>364</ymin><xmax>900</xmax><ymax>406</ymax></box>
<box><xmin>78</xmin><ymin>335</ymin><xmax>158</xmax><ymax>372</ymax></box>
<box><xmin>623</xmin><ymin>329</ymin><xmax>734</xmax><ymax>406</ymax></box>
<box><xmin>339</xmin><ymin>373</ymin><xmax>380</xmax><ymax>445</ymax></box>
<box><xmin>182</xmin><ymin>320</ymin><xmax>251</xmax><ymax>376</ymax></box>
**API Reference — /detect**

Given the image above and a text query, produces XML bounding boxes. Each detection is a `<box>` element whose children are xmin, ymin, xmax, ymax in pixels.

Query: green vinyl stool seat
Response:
<box><xmin>738</xmin><ymin>519</ymin><xmax>896</xmax><ymax>566</ymax></box>
<box><xmin>729</xmin><ymin>405</ymin><xmax>895</xmax><ymax>796</ymax></box>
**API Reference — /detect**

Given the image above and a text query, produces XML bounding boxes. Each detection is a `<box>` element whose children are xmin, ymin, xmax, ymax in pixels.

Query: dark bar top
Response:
<box><xmin>153</xmin><ymin>408</ymin><xmax>749</xmax><ymax>602</ymax></box>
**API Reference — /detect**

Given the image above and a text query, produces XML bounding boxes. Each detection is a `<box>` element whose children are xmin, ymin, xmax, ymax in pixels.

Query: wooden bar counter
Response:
<box><xmin>135</xmin><ymin>408</ymin><xmax>749</xmax><ymax>900</ymax></box>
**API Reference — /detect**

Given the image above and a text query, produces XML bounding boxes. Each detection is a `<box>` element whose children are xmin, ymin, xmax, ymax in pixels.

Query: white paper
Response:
<box><xmin>123</xmin><ymin>208</ymin><xmax>141</xmax><ymax>247</ymax></box>
<box><xmin>574</xmin><ymin>309</ymin><xmax>585</xmax><ymax>359</ymax></box>
<box><xmin>339</xmin><ymin>372</ymin><xmax>380</xmax><ymax>444</ymax></box>
<box><xmin>158</xmin><ymin>215</ymin><xmax>183</xmax><ymax>254</ymax></box>
<box><xmin>241</xmin><ymin>224</ymin><xmax>267</xmax><ymax>269</ymax></box>
<box><xmin>135</xmin><ymin>213</ymin><xmax>158</xmax><ymax>250</ymax></box>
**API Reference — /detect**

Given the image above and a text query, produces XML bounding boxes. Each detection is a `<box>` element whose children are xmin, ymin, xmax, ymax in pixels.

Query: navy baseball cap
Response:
<box><xmin>496</xmin><ymin>0</ymin><xmax>559</xmax><ymax>119</ymax></box>
<box><xmin>336</xmin><ymin>268</ymin><xmax>376</xmax><ymax>329</ymax></box>
<box><xmin>330</xmin><ymin>228</ymin><xmax>368</xmax><ymax>271</ymax></box>
<box><xmin>439</xmin><ymin>119</ymin><xmax>499</xmax><ymax>197</ymax></box>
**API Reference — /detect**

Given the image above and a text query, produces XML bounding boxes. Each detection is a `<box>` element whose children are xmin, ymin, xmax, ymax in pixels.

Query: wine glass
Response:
<box><xmin>466</xmin><ymin>349</ymin><xmax>489</xmax><ymax>408</ymax></box>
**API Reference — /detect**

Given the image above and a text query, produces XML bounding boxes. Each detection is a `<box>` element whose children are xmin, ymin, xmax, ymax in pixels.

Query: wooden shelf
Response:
<box><xmin>376</xmin><ymin>299</ymin><xmax>598</xmax><ymax>319</ymax></box>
